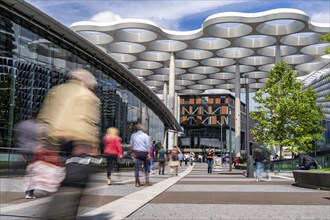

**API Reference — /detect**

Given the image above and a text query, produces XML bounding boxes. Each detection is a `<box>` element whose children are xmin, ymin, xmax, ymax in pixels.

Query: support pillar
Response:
<box><xmin>174</xmin><ymin>92</ymin><xmax>178</xmax><ymax>146</ymax></box>
<box><xmin>168</xmin><ymin>52</ymin><xmax>175</xmax><ymax>113</ymax></box>
<box><xmin>167</xmin><ymin>52</ymin><xmax>176</xmax><ymax>149</ymax></box>
<box><xmin>234</xmin><ymin>62</ymin><xmax>241</xmax><ymax>156</ymax></box>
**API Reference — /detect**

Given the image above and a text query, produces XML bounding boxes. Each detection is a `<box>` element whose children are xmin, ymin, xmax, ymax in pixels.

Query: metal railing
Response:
<box><xmin>270</xmin><ymin>154</ymin><xmax>330</xmax><ymax>172</ymax></box>
<box><xmin>0</xmin><ymin>146</ymin><xmax>137</xmax><ymax>177</ymax></box>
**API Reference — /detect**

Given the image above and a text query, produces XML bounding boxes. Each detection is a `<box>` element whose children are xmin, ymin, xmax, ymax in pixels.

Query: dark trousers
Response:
<box><xmin>44</xmin><ymin>134</ymin><xmax>98</xmax><ymax>220</ymax></box>
<box><xmin>133</xmin><ymin>150</ymin><xmax>149</xmax><ymax>183</ymax></box>
<box><xmin>105</xmin><ymin>154</ymin><xmax>118</xmax><ymax>178</ymax></box>
<box><xmin>44</xmin><ymin>161</ymin><xmax>94</xmax><ymax>219</ymax></box>
<box><xmin>207</xmin><ymin>159</ymin><xmax>213</xmax><ymax>173</ymax></box>
<box><xmin>158</xmin><ymin>161</ymin><xmax>165</xmax><ymax>174</ymax></box>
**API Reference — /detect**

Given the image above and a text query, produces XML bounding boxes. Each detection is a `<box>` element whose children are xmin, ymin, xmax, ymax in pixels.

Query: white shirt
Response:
<box><xmin>130</xmin><ymin>130</ymin><xmax>150</xmax><ymax>152</ymax></box>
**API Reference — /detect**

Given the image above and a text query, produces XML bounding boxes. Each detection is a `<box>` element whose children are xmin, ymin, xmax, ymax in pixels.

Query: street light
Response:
<box><xmin>229</xmin><ymin>110</ymin><xmax>232</xmax><ymax>171</ymax></box>
<box><xmin>245</xmin><ymin>75</ymin><xmax>254</xmax><ymax>177</ymax></box>
<box><xmin>220</xmin><ymin>122</ymin><xmax>223</xmax><ymax>160</ymax></box>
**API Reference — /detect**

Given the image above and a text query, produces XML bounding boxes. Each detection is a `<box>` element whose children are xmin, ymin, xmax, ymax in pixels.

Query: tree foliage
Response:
<box><xmin>320</xmin><ymin>33</ymin><xmax>330</xmax><ymax>54</ymax></box>
<box><xmin>250</xmin><ymin>61</ymin><xmax>325</xmax><ymax>154</ymax></box>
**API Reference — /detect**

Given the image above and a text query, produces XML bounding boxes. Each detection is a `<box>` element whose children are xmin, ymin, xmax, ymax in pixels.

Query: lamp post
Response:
<box><xmin>220</xmin><ymin>122</ymin><xmax>223</xmax><ymax>160</ymax></box>
<box><xmin>245</xmin><ymin>75</ymin><xmax>254</xmax><ymax>177</ymax></box>
<box><xmin>229</xmin><ymin>110</ymin><xmax>232</xmax><ymax>171</ymax></box>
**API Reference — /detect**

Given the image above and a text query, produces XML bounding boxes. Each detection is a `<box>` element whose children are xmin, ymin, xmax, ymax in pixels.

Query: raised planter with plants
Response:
<box><xmin>292</xmin><ymin>168</ymin><xmax>330</xmax><ymax>190</ymax></box>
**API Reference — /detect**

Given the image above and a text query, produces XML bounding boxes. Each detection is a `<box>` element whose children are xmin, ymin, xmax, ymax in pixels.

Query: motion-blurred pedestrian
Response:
<box><xmin>103</xmin><ymin>127</ymin><xmax>123</xmax><ymax>185</ymax></box>
<box><xmin>178</xmin><ymin>150</ymin><xmax>183</xmax><ymax>167</ymax></box>
<box><xmin>38</xmin><ymin>68</ymin><xmax>101</xmax><ymax>219</ymax></box>
<box><xmin>189</xmin><ymin>151</ymin><xmax>195</xmax><ymax>165</ymax></box>
<box><xmin>130</xmin><ymin>124</ymin><xmax>150</xmax><ymax>187</ymax></box>
<box><xmin>169</xmin><ymin>146</ymin><xmax>180</xmax><ymax>176</ymax></box>
<box><xmin>157</xmin><ymin>146</ymin><xmax>166</xmax><ymax>175</ymax></box>
<box><xmin>253</xmin><ymin>145</ymin><xmax>269</xmax><ymax>182</ymax></box>
<box><xmin>148</xmin><ymin>141</ymin><xmax>156</xmax><ymax>174</ymax></box>
<box><xmin>14</xmin><ymin>119</ymin><xmax>64</xmax><ymax>199</ymax></box>
<box><xmin>206</xmin><ymin>148</ymin><xmax>215</xmax><ymax>174</ymax></box>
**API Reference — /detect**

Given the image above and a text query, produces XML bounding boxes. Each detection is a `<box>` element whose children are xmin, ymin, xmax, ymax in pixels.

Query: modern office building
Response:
<box><xmin>305</xmin><ymin>69</ymin><xmax>330</xmax><ymax>152</ymax></box>
<box><xmin>179</xmin><ymin>93</ymin><xmax>255</xmax><ymax>155</ymax></box>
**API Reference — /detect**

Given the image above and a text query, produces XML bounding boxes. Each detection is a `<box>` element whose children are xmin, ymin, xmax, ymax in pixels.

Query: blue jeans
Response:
<box><xmin>207</xmin><ymin>159</ymin><xmax>213</xmax><ymax>173</ymax></box>
<box><xmin>256</xmin><ymin>161</ymin><xmax>264</xmax><ymax>179</ymax></box>
<box><xmin>148</xmin><ymin>158</ymin><xmax>155</xmax><ymax>173</ymax></box>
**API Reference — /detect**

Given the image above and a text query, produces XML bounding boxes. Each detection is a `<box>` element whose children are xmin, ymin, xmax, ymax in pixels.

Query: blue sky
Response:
<box><xmin>26</xmin><ymin>0</ymin><xmax>330</xmax><ymax>30</ymax></box>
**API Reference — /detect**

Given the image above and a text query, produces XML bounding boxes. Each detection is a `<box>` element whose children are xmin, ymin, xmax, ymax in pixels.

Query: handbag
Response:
<box><xmin>26</xmin><ymin>161</ymin><xmax>66</xmax><ymax>192</ymax></box>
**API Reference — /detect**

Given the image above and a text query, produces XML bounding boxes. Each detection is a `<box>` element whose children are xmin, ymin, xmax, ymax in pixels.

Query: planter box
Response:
<box><xmin>234</xmin><ymin>164</ymin><xmax>247</xmax><ymax>170</ymax></box>
<box><xmin>293</xmin><ymin>170</ymin><xmax>330</xmax><ymax>190</ymax></box>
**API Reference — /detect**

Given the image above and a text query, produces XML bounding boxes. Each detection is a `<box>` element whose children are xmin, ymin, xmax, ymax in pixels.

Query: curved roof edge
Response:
<box><xmin>70</xmin><ymin>8</ymin><xmax>329</xmax><ymax>41</ymax></box>
<box><xmin>0</xmin><ymin>0</ymin><xmax>182</xmax><ymax>132</ymax></box>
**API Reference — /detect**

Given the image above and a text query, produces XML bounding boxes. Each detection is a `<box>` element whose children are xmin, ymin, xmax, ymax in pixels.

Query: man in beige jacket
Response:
<box><xmin>38</xmin><ymin>68</ymin><xmax>100</xmax><ymax>154</ymax></box>
<box><xmin>38</xmin><ymin>68</ymin><xmax>101</xmax><ymax>219</ymax></box>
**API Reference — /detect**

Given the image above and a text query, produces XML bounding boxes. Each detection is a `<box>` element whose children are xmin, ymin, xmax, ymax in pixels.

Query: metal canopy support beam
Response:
<box><xmin>275</xmin><ymin>43</ymin><xmax>281</xmax><ymax>63</ymax></box>
<box><xmin>234</xmin><ymin>62</ymin><xmax>241</xmax><ymax>157</ymax></box>
<box><xmin>163</xmin><ymin>83</ymin><xmax>168</xmax><ymax>106</ymax></box>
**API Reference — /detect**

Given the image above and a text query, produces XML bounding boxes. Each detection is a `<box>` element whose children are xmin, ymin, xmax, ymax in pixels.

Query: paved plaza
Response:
<box><xmin>1</xmin><ymin>163</ymin><xmax>329</xmax><ymax>220</ymax></box>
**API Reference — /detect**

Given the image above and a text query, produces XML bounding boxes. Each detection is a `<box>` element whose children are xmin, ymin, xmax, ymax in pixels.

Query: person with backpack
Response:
<box><xmin>206</xmin><ymin>148</ymin><xmax>215</xmax><ymax>174</ymax></box>
<box><xmin>157</xmin><ymin>146</ymin><xmax>167</xmax><ymax>175</ymax></box>
<box><xmin>253</xmin><ymin>145</ymin><xmax>269</xmax><ymax>182</ymax></box>
<box><xmin>297</xmin><ymin>153</ymin><xmax>318</xmax><ymax>170</ymax></box>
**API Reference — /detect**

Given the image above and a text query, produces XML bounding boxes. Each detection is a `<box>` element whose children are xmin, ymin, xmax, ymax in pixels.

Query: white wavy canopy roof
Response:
<box><xmin>70</xmin><ymin>9</ymin><xmax>330</xmax><ymax>94</ymax></box>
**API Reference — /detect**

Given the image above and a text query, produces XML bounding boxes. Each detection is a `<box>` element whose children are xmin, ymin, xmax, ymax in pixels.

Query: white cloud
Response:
<box><xmin>85</xmin><ymin>1</ymin><xmax>240</xmax><ymax>30</ymax></box>
<box><xmin>113</xmin><ymin>1</ymin><xmax>238</xmax><ymax>20</ymax></box>
<box><xmin>311</xmin><ymin>11</ymin><xmax>330</xmax><ymax>23</ymax></box>
<box><xmin>90</xmin><ymin>11</ymin><xmax>123</xmax><ymax>22</ymax></box>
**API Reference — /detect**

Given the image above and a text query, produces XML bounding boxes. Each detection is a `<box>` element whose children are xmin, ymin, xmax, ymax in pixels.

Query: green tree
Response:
<box><xmin>250</xmin><ymin>61</ymin><xmax>325</xmax><ymax>157</ymax></box>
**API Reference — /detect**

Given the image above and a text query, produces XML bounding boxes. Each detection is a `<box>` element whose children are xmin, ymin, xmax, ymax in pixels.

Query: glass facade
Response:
<box><xmin>307</xmin><ymin>70</ymin><xmax>330</xmax><ymax>151</ymax></box>
<box><xmin>0</xmin><ymin>15</ymin><xmax>164</xmax><ymax>150</ymax></box>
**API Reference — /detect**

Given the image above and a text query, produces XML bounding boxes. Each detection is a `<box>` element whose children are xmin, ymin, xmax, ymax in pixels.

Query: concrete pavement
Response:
<box><xmin>1</xmin><ymin>163</ymin><xmax>329</xmax><ymax>220</ymax></box>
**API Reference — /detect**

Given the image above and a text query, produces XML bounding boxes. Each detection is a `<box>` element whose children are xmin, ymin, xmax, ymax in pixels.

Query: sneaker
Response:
<box><xmin>25</xmin><ymin>195</ymin><xmax>36</xmax><ymax>199</ymax></box>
